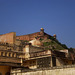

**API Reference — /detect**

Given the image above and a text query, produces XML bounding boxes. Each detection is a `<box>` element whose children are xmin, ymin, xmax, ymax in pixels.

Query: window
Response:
<box><xmin>33</xmin><ymin>61</ymin><xmax>35</xmax><ymax>63</ymax></box>
<box><xmin>12</xmin><ymin>53</ymin><xmax>14</xmax><ymax>57</ymax></box>
<box><xmin>52</xmin><ymin>56</ymin><xmax>56</xmax><ymax>66</ymax></box>
<box><xmin>5</xmin><ymin>52</ymin><xmax>7</xmax><ymax>56</ymax></box>
<box><xmin>9</xmin><ymin>53</ymin><xmax>11</xmax><ymax>57</ymax></box>
<box><xmin>1</xmin><ymin>52</ymin><xmax>3</xmax><ymax>56</ymax></box>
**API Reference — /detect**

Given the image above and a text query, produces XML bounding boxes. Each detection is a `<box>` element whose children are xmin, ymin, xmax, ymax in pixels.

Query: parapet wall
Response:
<box><xmin>0</xmin><ymin>32</ymin><xmax>16</xmax><ymax>44</ymax></box>
<box><xmin>16</xmin><ymin>32</ymin><xmax>40</xmax><ymax>41</ymax></box>
<box><xmin>11</xmin><ymin>65</ymin><xmax>75</xmax><ymax>75</ymax></box>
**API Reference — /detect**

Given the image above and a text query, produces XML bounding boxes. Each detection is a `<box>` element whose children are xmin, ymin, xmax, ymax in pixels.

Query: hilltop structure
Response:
<box><xmin>0</xmin><ymin>28</ymin><xmax>75</xmax><ymax>75</ymax></box>
<box><xmin>16</xmin><ymin>28</ymin><xmax>53</xmax><ymax>41</ymax></box>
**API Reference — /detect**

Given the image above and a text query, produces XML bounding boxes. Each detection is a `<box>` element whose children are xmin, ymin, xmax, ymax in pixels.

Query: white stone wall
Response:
<box><xmin>11</xmin><ymin>66</ymin><xmax>75</xmax><ymax>75</ymax></box>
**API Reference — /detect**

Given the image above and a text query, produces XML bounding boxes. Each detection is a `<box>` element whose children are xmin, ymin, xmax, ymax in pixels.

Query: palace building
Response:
<box><xmin>0</xmin><ymin>28</ymin><xmax>74</xmax><ymax>75</ymax></box>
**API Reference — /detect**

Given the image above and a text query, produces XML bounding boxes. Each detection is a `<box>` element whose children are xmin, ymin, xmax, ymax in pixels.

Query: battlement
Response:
<box><xmin>16</xmin><ymin>28</ymin><xmax>51</xmax><ymax>41</ymax></box>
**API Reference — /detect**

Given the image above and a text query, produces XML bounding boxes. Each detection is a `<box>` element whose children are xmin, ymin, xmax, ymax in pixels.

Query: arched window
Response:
<box><xmin>5</xmin><ymin>52</ymin><xmax>7</xmax><ymax>56</ymax></box>
<box><xmin>5</xmin><ymin>72</ymin><xmax>10</xmax><ymax>75</ymax></box>
<box><xmin>0</xmin><ymin>52</ymin><xmax>1</xmax><ymax>56</ymax></box>
<box><xmin>9</xmin><ymin>53</ymin><xmax>11</xmax><ymax>57</ymax></box>
<box><xmin>1</xmin><ymin>52</ymin><xmax>3</xmax><ymax>56</ymax></box>
<box><xmin>0</xmin><ymin>72</ymin><xmax>2</xmax><ymax>75</ymax></box>
<box><xmin>14</xmin><ymin>53</ymin><xmax>16</xmax><ymax>57</ymax></box>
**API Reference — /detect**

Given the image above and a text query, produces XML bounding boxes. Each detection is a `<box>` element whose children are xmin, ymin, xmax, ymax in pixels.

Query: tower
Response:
<box><xmin>53</xmin><ymin>34</ymin><xmax>57</xmax><ymax>39</ymax></box>
<box><xmin>40</xmin><ymin>28</ymin><xmax>44</xmax><ymax>36</ymax></box>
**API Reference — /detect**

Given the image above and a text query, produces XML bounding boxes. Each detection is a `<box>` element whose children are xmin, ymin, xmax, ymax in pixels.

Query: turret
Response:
<box><xmin>40</xmin><ymin>28</ymin><xmax>44</xmax><ymax>36</ymax></box>
<box><xmin>53</xmin><ymin>34</ymin><xmax>57</xmax><ymax>39</ymax></box>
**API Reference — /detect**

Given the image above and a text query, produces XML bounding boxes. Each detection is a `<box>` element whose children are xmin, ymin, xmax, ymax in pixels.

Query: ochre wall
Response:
<box><xmin>0</xmin><ymin>66</ymin><xmax>10</xmax><ymax>75</ymax></box>
<box><xmin>0</xmin><ymin>32</ymin><xmax>16</xmax><ymax>44</ymax></box>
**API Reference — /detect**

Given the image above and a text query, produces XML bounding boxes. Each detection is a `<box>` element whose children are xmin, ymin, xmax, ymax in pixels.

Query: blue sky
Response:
<box><xmin>0</xmin><ymin>0</ymin><xmax>75</xmax><ymax>48</ymax></box>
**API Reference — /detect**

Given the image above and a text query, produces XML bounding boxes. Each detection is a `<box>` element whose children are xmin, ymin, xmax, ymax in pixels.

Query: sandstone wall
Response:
<box><xmin>0</xmin><ymin>32</ymin><xmax>16</xmax><ymax>44</ymax></box>
<box><xmin>16</xmin><ymin>32</ymin><xmax>40</xmax><ymax>41</ymax></box>
<box><xmin>16</xmin><ymin>31</ymin><xmax>50</xmax><ymax>41</ymax></box>
<box><xmin>11</xmin><ymin>65</ymin><xmax>75</xmax><ymax>75</ymax></box>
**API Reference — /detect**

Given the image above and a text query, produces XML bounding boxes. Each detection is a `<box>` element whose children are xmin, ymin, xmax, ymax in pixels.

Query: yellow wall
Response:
<box><xmin>0</xmin><ymin>66</ymin><xmax>11</xmax><ymax>75</ymax></box>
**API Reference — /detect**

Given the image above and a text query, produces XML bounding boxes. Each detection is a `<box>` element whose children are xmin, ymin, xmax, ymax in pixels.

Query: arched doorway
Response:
<box><xmin>0</xmin><ymin>73</ymin><xmax>2</xmax><ymax>75</ymax></box>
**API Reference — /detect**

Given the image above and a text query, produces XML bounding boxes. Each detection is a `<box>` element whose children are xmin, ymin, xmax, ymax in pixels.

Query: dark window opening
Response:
<box><xmin>52</xmin><ymin>56</ymin><xmax>56</xmax><ymax>66</ymax></box>
<box><xmin>5</xmin><ymin>72</ymin><xmax>10</xmax><ymax>75</ymax></box>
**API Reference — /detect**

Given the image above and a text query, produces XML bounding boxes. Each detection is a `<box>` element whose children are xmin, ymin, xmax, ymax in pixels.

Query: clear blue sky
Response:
<box><xmin>0</xmin><ymin>0</ymin><xmax>75</xmax><ymax>48</ymax></box>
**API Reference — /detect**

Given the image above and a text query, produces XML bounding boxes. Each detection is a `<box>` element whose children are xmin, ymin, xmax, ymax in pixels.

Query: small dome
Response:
<box><xmin>53</xmin><ymin>34</ymin><xmax>57</xmax><ymax>39</ymax></box>
<box><xmin>41</xmin><ymin>28</ymin><xmax>44</xmax><ymax>30</ymax></box>
<box><xmin>53</xmin><ymin>34</ymin><xmax>56</xmax><ymax>37</ymax></box>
